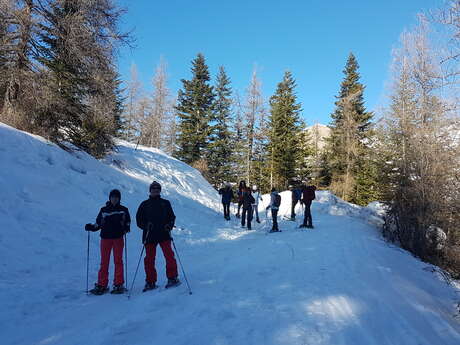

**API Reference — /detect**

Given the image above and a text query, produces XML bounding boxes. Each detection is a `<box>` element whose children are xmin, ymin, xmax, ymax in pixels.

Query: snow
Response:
<box><xmin>1</xmin><ymin>122</ymin><xmax>459</xmax><ymax>345</ymax></box>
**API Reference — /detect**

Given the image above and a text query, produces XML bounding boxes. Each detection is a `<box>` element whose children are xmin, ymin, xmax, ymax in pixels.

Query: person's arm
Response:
<box><xmin>124</xmin><ymin>208</ymin><xmax>131</xmax><ymax>233</ymax></box>
<box><xmin>136</xmin><ymin>202</ymin><xmax>146</xmax><ymax>230</ymax></box>
<box><xmin>165</xmin><ymin>200</ymin><xmax>176</xmax><ymax>230</ymax></box>
<box><xmin>95</xmin><ymin>208</ymin><xmax>104</xmax><ymax>228</ymax></box>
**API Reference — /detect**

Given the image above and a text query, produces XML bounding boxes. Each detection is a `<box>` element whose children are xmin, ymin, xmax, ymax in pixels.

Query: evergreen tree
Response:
<box><xmin>208</xmin><ymin>66</ymin><xmax>234</xmax><ymax>187</ymax></box>
<box><xmin>268</xmin><ymin>71</ymin><xmax>303</xmax><ymax>189</ymax></box>
<box><xmin>327</xmin><ymin>53</ymin><xmax>377</xmax><ymax>204</ymax></box>
<box><xmin>175</xmin><ymin>53</ymin><xmax>215</xmax><ymax>166</ymax></box>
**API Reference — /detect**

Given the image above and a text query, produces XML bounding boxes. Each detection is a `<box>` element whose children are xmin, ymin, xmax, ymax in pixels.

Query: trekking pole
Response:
<box><xmin>86</xmin><ymin>231</ymin><xmax>90</xmax><ymax>295</ymax></box>
<box><xmin>124</xmin><ymin>233</ymin><xmax>128</xmax><ymax>289</ymax></box>
<box><xmin>127</xmin><ymin>226</ymin><xmax>150</xmax><ymax>299</ymax></box>
<box><xmin>171</xmin><ymin>239</ymin><xmax>193</xmax><ymax>295</ymax></box>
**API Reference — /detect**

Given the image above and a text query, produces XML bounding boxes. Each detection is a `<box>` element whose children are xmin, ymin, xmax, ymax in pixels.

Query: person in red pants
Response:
<box><xmin>85</xmin><ymin>189</ymin><xmax>131</xmax><ymax>295</ymax></box>
<box><xmin>136</xmin><ymin>181</ymin><xmax>180</xmax><ymax>291</ymax></box>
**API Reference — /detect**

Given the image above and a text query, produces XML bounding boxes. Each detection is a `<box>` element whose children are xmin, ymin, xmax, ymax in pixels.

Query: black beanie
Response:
<box><xmin>109</xmin><ymin>189</ymin><xmax>121</xmax><ymax>200</ymax></box>
<box><xmin>149</xmin><ymin>181</ymin><xmax>162</xmax><ymax>192</ymax></box>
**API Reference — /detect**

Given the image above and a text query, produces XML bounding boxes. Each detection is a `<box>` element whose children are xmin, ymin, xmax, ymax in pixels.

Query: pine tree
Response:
<box><xmin>268</xmin><ymin>71</ymin><xmax>303</xmax><ymax>189</ymax></box>
<box><xmin>208</xmin><ymin>66</ymin><xmax>234</xmax><ymax>187</ymax></box>
<box><xmin>327</xmin><ymin>53</ymin><xmax>377</xmax><ymax>204</ymax></box>
<box><xmin>175</xmin><ymin>53</ymin><xmax>215</xmax><ymax>166</ymax></box>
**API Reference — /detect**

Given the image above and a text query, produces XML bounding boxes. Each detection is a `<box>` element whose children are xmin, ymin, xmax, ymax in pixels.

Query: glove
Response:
<box><xmin>85</xmin><ymin>223</ymin><xmax>99</xmax><ymax>232</ymax></box>
<box><xmin>164</xmin><ymin>224</ymin><xmax>173</xmax><ymax>232</ymax></box>
<box><xmin>266</xmin><ymin>206</ymin><xmax>270</xmax><ymax>211</ymax></box>
<box><xmin>124</xmin><ymin>225</ymin><xmax>130</xmax><ymax>234</ymax></box>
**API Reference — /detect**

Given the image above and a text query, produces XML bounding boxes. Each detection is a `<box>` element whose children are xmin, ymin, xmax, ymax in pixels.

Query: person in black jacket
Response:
<box><xmin>136</xmin><ymin>181</ymin><xmax>180</xmax><ymax>290</ymax></box>
<box><xmin>241</xmin><ymin>186</ymin><xmax>255</xmax><ymax>230</ymax></box>
<box><xmin>85</xmin><ymin>189</ymin><xmax>131</xmax><ymax>295</ymax></box>
<box><xmin>300</xmin><ymin>182</ymin><xmax>316</xmax><ymax>229</ymax></box>
<box><xmin>218</xmin><ymin>183</ymin><xmax>234</xmax><ymax>220</ymax></box>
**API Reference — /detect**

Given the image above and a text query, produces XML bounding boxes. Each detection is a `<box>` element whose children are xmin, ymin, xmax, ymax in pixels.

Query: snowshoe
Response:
<box><xmin>283</xmin><ymin>216</ymin><xmax>296</xmax><ymax>221</ymax></box>
<box><xmin>299</xmin><ymin>224</ymin><xmax>307</xmax><ymax>228</ymax></box>
<box><xmin>110</xmin><ymin>285</ymin><xmax>127</xmax><ymax>294</ymax></box>
<box><xmin>142</xmin><ymin>282</ymin><xmax>158</xmax><ymax>292</ymax></box>
<box><xmin>256</xmin><ymin>219</ymin><xmax>261</xmax><ymax>223</ymax></box>
<box><xmin>89</xmin><ymin>284</ymin><xmax>109</xmax><ymax>295</ymax></box>
<box><xmin>269</xmin><ymin>229</ymin><xmax>282</xmax><ymax>233</ymax></box>
<box><xmin>165</xmin><ymin>277</ymin><xmax>181</xmax><ymax>289</ymax></box>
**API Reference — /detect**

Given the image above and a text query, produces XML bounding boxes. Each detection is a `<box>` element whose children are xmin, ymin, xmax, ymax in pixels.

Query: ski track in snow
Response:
<box><xmin>1</xmin><ymin>122</ymin><xmax>459</xmax><ymax>345</ymax></box>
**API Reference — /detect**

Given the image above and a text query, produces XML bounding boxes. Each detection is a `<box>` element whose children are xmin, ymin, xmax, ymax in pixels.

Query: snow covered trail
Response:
<box><xmin>4</xmin><ymin>207</ymin><xmax>460</xmax><ymax>345</ymax></box>
<box><xmin>1</xmin><ymin>123</ymin><xmax>459</xmax><ymax>345</ymax></box>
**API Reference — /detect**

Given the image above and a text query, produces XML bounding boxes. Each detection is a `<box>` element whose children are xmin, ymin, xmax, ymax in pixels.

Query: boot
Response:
<box><xmin>165</xmin><ymin>277</ymin><xmax>181</xmax><ymax>289</ymax></box>
<box><xmin>89</xmin><ymin>283</ymin><xmax>109</xmax><ymax>295</ymax></box>
<box><xmin>110</xmin><ymin>284</ymin><xmax>127</xmax><ymax>294</ymax></box>
<box><xmin>142</xmin><ymin>282</ymin><xmax>158</xmax><ymax>292</ymax></box>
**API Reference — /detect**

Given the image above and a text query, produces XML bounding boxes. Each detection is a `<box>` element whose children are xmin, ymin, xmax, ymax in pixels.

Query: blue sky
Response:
<box><xmin>117</xmin><ymin>0</ymin><xmax>440</xmax><ymax>125</ymax></box>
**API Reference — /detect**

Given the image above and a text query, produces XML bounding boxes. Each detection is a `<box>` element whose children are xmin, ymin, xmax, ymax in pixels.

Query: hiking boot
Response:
<box><xmin>110</xmin><ymin>284</ymin><xmax>126</xmax><ymax>294</ymax></box>
<box><xmin>256</xmin><ymin>219</ymin><xmax>261</xmax><ymax>223</ymax></box>
<box><xmin>142</xmin><ymin>282</ymin><xmax>158</xmax><ymax>292</ymax></box>
<box><xmin>299</xmin><ymin>224</ymin><xmax>307</xmax><ymax>228</ymax></box>
<box><xmin>89</xmin><ymin>284</ymin><xmax>109</xmax><ymax>295</ymax></box>
<box><xmin>165</xmin><ymin>277</ymin><xmax>181</xmax><ymax>289</ymax></box>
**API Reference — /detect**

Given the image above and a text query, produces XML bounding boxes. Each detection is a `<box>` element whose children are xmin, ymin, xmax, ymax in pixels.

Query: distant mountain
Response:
<box><xmin>306</xmin><ymin>123</ymin><xmax>331</xmax><ymax>151</ymax></box>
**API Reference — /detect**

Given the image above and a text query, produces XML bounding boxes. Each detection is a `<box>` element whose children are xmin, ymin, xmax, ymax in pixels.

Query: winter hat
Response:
<box><xmin>252</xmin><ymin>185</ymin><xmax>257</xmax><ymax>190</ymax></box>
<box><xmin>149</xmin><ymin>181</ymin><xmax>162</xmax><ymax>192</ymax></box>
<box><xmin>109</xmin><ymin>189</ymin><xmax>121</xmax><ymax>200</ymax></box>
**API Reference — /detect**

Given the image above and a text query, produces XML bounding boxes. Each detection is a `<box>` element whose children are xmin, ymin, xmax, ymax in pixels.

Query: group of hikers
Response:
<box><xmin>84</xmin><ymin>179</ymin><xmax>316</xmax><ymax>296</ymax></box>
<box><xmin>218</xmin><ymin>181</ymin><xmax>317</xmax><ymax>232</ymax></box>
<box><xmin>85</xmin><ymin>181</ymin><xmax>180</xmax><ymax>295</ymax></box>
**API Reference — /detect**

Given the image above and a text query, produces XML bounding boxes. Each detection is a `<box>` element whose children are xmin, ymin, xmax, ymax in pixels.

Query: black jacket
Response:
<box><xmin>136</xmin><ymin>196</ymin><xmax>176</xmax><ymax>244</ymax></box>
<box><xmin>242</xmin><ymin>190</ymin><xmax>255</xmax><ymax>209</ymax></box>
<box><xmin>96</xmin><ymin>203</ymin><xmax>131</xmax><ymax>239</ymax></box>
<box><xmin>218</xmin><ymin>187</ymin><xmax>234</xmax><ymax>204</ymax></box>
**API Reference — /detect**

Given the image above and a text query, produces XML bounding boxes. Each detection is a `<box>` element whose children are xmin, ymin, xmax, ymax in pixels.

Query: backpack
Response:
<box><xmin>303</xmin><ymin>186</ymin><xmax>316</xmax><ymax>201</ymax></box>
<box><xmin>274</xmin><ymin>194</ymin><xmax>281</xmax><ymax>207</ymax></box>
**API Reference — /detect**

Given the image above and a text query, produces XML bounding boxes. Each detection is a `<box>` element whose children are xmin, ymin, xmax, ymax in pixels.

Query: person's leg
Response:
<box><xmin>241</xmin><ymin>207</ymin><xmax>247</xmax><ymax>226</ymax></box>
<box><xmin>237</xmin><ymin>201</ymin><xmax>243</xmax><ymax>216</ymax></box>
<box><xmin>291</xmin><ymin>200</ymin><xmax>297</xmax><ymax>219</ymax></box>
<box><xmin>247</xmin><ymin>205</ymin><xmax>252</xmax><ymax>229</ymax></box>
<box><xmin>144</xmin><ymin>243</ymin><xmax>158</xmax><ymax>284</ymax></box>
<box><xmin>225</xmin><ymin>203</ymin><xmax>230</xmax><ymax>219</ymax></box>
<box><xmin>306</xmin><ymin>201</ymin><xmax>312</xmax><ymax>227</ymax></box>
<box><xmin>254</xmin><ymin>205</ymin><xmax>260</xmax><ymax>222</ymax></box>
<box><xmin>97</xmin><ymin>239</ymin><xmax>113</xmax><ymax>287</ymax></box>
<box><xmin>272</xmin><ymin>209</ymin><xmax>279</xmax><ymax>230</ymax></box>
<box><xmin>113</xmin><ymin>237</ymin><xmax>124</xmax><ymax>286</ymax></box>
<box><xmin>159</xmin><ymin>240</ymin><xmax>178</xmax><ymax>279</ymax></box>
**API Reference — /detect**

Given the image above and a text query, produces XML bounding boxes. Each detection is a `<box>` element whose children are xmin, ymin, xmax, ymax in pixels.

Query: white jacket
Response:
<box><xmin>251</xmin><ymin>191</ymin><xmax>262</xmax><ymax>206</ymax></box>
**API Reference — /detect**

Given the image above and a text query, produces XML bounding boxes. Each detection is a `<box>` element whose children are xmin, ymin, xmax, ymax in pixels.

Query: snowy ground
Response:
<box><xmin>1</xmin><ymin>123</ymin><xmax>459</xmax><ymax>345</ymax></box>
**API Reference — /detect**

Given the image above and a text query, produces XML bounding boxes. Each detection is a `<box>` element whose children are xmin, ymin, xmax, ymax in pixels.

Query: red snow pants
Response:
<box><xmin>97</xmin><ymin>238</ymin><xmax>124</xmax><ymax>287</ymax></box>
<box><xmin>144</xmin><ymin>240</ymin><xmax>178</xmax><ymax>284</ymax></box>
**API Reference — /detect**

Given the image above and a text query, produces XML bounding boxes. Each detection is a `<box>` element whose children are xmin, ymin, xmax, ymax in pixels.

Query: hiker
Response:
<box><xmin>85</xmin><ymin>189</ymin><xmax>131</xmax><ymax>295</ymax></box>
<box><xmin>218</xmin><ymin>182</ymin><xmax>234</xmax><ymax>220</ymax></box>
<box><xmin>266</xmin><ymin>187</ymin><xmax>281</xmax><ymax>232</ymax></box>
<box><xmin>241</xmin><ymin>186</ymin><xmax>255</xmax><ymax>230</ymax></box>
<box><xmin>300</xmin><ymin>181</ymin><xmax>316</xmax><ymax>229</ymax></box>
<box><xmin>236</xmin><ymin>180</ymin><xmax>246</xmax><ymax>218</ymax></box>
<box><xmin>290</xmin><ymin>184</ymin><xmax>302</xmax><ymax>220</ymax></box>
<box><xmin>251</xmin><ymin>185</ymin><xmax>263</xmax><ymax>223</ymax></box>
<box><xmin>136</xmin><ymin>181</ymin><xmax>180</xmax><ymax>291</ymax></box>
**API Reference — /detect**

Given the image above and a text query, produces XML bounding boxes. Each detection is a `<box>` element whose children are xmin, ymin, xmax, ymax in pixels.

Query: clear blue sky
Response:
<box><xmin>117</xmin><ymin>0</ymin><xmax>440</xmax><ymax>125</ymax></box>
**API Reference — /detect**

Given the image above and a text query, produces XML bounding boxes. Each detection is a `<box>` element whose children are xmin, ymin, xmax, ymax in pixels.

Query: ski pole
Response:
<box><xmin>86</xmin><ymin>231</ymin><xmax>90</xmax><ymax>295</ymax></box>
<box><xmin>171</xmin><ymin>239</ymin><xmax>192</xmax><ymax>295</ymax></box>
<box><xmin>127</xmin><ymin>226</ymin><xmax>150</xmax><ymax>299</ymax></box>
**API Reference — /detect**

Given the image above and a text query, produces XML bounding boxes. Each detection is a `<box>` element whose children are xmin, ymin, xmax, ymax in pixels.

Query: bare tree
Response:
<box><xmin>139</xmin><ymin>57</ymin><xmax>174</xmax><ymax>150</ymax></box>
<box><xmin>243</xmin><ymin>68</ymin><xmax>265</xmax><ymax>184</ymax></box>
